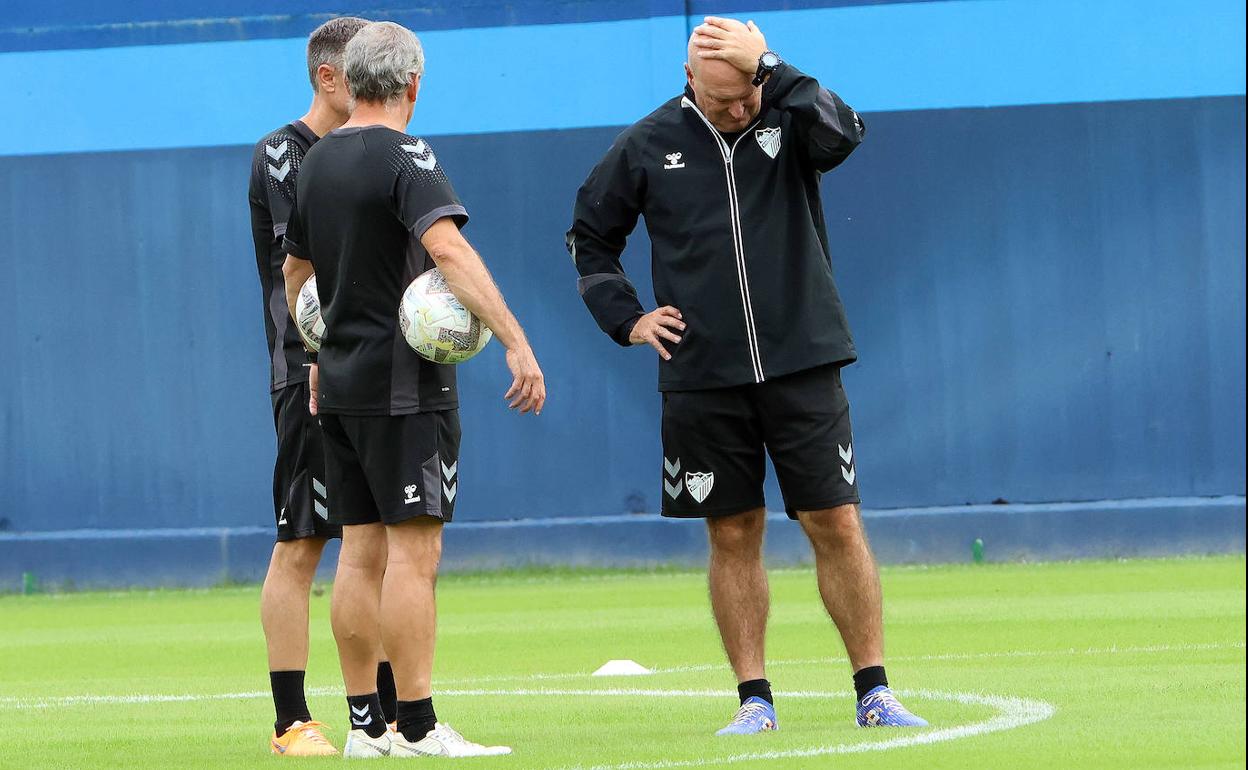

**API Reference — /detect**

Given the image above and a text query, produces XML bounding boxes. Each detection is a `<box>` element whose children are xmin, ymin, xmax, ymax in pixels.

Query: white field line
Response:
<box><xmin>0</xmin><ymin>640</ymin><xmax>1240</xmax><ymax>709</ymax></box>
<box><xmin>548</xmin><ymin>689</ymin><xmax>1056</xmax><ymax>770</ymax></box>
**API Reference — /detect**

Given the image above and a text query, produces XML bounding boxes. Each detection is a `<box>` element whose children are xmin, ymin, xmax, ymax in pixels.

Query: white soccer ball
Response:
<box><xmin>399</xmin><ymin>268</ymin><xmax>492</xmax><ymax>364</ymax></box>
<box><xmin>295</xmin><ymin>274</ymin><xmax>325</xmax><ymax>352</ymax></box>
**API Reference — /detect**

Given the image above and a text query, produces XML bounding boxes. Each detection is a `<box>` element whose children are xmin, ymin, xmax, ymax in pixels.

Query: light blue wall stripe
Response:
<box><xmin>4</xmin><ymin>0</ymin><xmax>1243</xmax><ymax>156</ymax></box>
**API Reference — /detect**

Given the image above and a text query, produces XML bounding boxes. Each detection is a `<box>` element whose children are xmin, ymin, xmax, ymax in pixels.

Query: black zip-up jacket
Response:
<box><xmin>567</xmin><ymin>63</ymin><xmax>865</xmax><ymax>391</ymax></box>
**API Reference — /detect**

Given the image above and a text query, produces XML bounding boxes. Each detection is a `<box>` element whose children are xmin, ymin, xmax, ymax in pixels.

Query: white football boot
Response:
<box><xmin>342</xmin><ymin>728</ymin><xmax>392</xmax><ymax>758</ymax></box>
<box><xmin>390</xmin><ymin>723</ymin><xmax>511</xmax><ymax>757</ymax></box>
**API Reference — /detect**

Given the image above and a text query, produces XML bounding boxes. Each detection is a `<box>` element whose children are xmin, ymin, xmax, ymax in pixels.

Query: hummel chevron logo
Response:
<box><xmin>265</xmin><ymin>141</ymin><xmax>288</xmax><ymax>161</ymax></box>
<box><xmin>351</xmin><ymin>704</ymin><xmax>373</xmax><ymax>726</ymax></box>
<box><xmin>839</xmin><ymin>443</ymin><xmax>856</xmax><ymax>485</ymax></box>
<box><xmin>442</xmin><ymin>460</ymin><xmax>458</xmax><ymax>502</ymax></box>
<box><xmin>402</xmin><ymin>140</ymin><xmax>438</xmax><ymax>170</ymax></box>
<box><xmin>267</xmin><ymin>160</ymin><xmax>291</xmax><ymax>182</ymax></box>
<box><xmin>663</xmin><ymin>457</ymin><xmax>681</xmax><ymax>478</ymax></box>
<box><xmin>664</xmin><ymin>478</ymin><xmax>683</xmax><ymax>500</ymax></box>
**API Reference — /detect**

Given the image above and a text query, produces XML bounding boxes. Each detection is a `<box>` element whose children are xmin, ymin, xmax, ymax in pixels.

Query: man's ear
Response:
<box><xmin>408</xmin><ymin>73</ymin><xmax>422</xmax><ymax>102</ymax></box>
<box><xmin>316</xmin><ymin>63</ymin><xmax>337</xmax><ymax>93</ymax></box>
<box><xmin>684</xmin><ymin>62</ymin><xmax>695</xmax><ymax>89</ymax></box>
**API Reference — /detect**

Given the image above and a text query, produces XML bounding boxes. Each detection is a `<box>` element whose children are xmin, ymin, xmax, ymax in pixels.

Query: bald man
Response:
<box><xmin>566</xmin><ymin>17</ymin><xmax>927</xmax><ymax>734</ymax></box>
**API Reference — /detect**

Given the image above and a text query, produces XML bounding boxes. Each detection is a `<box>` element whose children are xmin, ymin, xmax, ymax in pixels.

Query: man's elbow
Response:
<box><xmin>425</xmin><ymin>236</ymin><xmax>473</xmax><ymax>269</ymax></box>
<box><xmin>282</xmin><ymin>255</ymin><xmax>308</xmax><ymax>283</ymax></box>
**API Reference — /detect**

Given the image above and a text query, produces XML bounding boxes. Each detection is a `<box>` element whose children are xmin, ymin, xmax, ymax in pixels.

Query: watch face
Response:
<box><xmin>761</xmin><ymin>52</ymin><xmax>780</xmax><ymax>68</ymax></box>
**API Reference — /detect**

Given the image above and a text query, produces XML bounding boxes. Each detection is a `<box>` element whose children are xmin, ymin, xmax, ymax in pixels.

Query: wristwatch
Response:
<box><xmin>752</xmin><ymin>50</ymin><xmax>782</xmax><ymax>86</ymax></box>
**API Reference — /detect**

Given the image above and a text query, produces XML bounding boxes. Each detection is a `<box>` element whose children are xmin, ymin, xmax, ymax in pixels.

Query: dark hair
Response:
<box><xmin>306</xmin><ymin>16</ymin><xmax>369</xmax><ymax>90</ymax></box>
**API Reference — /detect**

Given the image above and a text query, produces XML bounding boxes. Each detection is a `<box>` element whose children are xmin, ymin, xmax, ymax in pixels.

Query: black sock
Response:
<box><xmin>737</xmin><ymin>678</ymin><xmax>773</xmax><ymax>706</ymax></box>
<box><xmin>397</xmin><ymin>697</ymin><xmax>438</xmax><ymax>742</ymax></box>
<box><xmin>346</xmin><ymin>692</ymin><xmax>387</xmax><ymax>738</ymax></box>
<box><xmin>270</xmin><ymin>670</ymin><xmax>311</xmax><ymax>736</ymax></box>
<box><xmin>376</xmin><ymin>661</ymin><xmax>398</xmax><ymax>724</ymax></box>
<box><xmin>853</xmin><ymin>666</ymin><xmax>888</xmax><ymax>702</ymax></box>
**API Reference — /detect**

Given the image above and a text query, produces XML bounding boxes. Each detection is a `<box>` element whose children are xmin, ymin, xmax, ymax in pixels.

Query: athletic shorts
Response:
<box><xmin>319</xmin><ymin>410</ymin><xmax>460</xmax><ymax>526</ymax></box>
<box><xmin>271</xmin><ymin>381</ymin><xmax>341</xmax><ymax>541</ymax></box>
<box><xmin>660</xmin><ymin>363</ymin><xmax>860</xmax><ymax>519</ymax></box>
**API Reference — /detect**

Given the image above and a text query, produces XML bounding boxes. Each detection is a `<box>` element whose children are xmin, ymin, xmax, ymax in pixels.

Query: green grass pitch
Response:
<box><xmin>1</xmin><ymin>556</ymin><xmax>1243</xmax><ymax>768</ymax></box>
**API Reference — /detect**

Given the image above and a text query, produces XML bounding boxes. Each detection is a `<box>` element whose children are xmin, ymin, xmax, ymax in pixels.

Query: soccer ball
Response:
<box><xmin>399</xmin><ymin>268</ymin><xmax>492</xmax><ymax>364</ymax></box>
<box><xmin>295</xmin><ymin>274</ymin><xmax>325</xmax><ymax>352</ymax></box>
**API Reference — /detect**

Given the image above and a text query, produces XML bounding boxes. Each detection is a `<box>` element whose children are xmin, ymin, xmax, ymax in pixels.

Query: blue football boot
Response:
<box><xmin>715</xmin><ymin>696</ymin><xmax>778</xmax><ymax>736</ymax></box>
<box><xmin>856</xmin><ymin>686</ymin><xmax>928</xmax><ymax>727</ymax></box>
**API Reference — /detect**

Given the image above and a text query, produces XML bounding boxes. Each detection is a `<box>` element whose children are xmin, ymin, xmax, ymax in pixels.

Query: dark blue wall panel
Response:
<box><xmin>2</xmin><ymin>95</ymin><xmax>1243</xmax><ymax>533</ymax></box>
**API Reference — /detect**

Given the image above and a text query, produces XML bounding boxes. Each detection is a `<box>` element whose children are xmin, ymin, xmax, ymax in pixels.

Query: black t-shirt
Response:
<box><xmin>248</xmin><ymin>120</ymin><xmax>319</xmax><ymax>391</ymax></box>
<box><xmin>283</xmin><ymin>125</ymin><xmax>468</xmax><ymax>416</ymax></box>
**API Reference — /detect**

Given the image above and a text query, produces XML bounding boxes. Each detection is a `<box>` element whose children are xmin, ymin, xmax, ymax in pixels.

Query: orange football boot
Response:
<box><xmin>270</xmin><ymin>720</ymin><xmax>339</xmax><ymax>756</ymax></box>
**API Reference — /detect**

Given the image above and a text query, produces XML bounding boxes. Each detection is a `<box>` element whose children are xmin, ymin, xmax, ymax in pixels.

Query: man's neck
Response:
<box><xmin>298</xmin><ymin>96</ymin><xmax>347</xmax><ymax>138</ymax></box>
<box><xmin>341</xmin><ymin>101</ymin><xmax>411</xmax><ymax>134</ymax></box>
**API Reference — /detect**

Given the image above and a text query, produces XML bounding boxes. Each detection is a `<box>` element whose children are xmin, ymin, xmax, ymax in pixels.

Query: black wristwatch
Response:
<box><xmin>752</xmin><ymin>50</ymin><xmax>781</xmax><ymax>86</ymax></box>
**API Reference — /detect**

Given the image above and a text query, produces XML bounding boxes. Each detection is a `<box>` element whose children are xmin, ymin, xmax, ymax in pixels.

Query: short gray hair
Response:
<box><xmin>344</xmin><ymin>22</ymin><xmax>426</xmax><ymax>103</ymax></box>
<box><xmin>306</xmin><ymin>16</ymin><xmax>369</xmax><ymax>90</ymax></box>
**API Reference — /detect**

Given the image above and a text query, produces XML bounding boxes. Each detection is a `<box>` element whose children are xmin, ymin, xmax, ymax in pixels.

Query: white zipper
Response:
<box><xmin>682</xmin><ymin>97</ymin><xmax>765</xmax><ymax>383</ymax></box>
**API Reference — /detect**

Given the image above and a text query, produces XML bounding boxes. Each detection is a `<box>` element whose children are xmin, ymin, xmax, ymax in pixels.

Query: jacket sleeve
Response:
<box><xmin>565</xmin><ymin>131</ymin><xmax>647</xmax><ymax>346</ymax></box>
<box><xmin>764</xmin><ymin>63</ymin><xmax>866</xmax><ymax>173</ymax></box>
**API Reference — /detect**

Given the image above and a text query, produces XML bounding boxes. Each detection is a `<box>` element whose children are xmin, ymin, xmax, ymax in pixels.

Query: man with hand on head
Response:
<box><xmin>567</xmin><ymin>17</ymin><xmax>927</xmax><ymax>735</ymax></box>
<box><xmin>282</xmin><ymin>20</ymin><xmax>544</xmax><ymax>758</ymax></box>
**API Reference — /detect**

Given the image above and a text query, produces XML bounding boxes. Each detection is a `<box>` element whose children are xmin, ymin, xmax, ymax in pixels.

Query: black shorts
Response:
<box><xmin>271</xmin><ymin>382</ymin><xmax>341</xmax><ymax>541</ymax></box>
<box><xmin>661</xmin><ymin>364</ymin><xmax>860</xmax><ymax>519</ymax></box>
<box><xmin>319</xmin><ymin>410</ymin><xmax>460</xmax><ymax>526</ymax></box>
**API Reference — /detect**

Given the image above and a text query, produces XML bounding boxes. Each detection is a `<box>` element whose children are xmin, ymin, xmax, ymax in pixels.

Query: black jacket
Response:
<box><xmin>567</xmin><ymin>63</ymin><xmax>865</xmax><ymax>391</ymax></box>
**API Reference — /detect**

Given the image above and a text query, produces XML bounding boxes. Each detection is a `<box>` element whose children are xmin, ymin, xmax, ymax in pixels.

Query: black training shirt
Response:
<box><xmin>283</xmin><ymin>125</ymin><xmax>468</xmax><ymax>416</ymax></box>
<box><xmin>248</xmin><ymin>120</ymin><xmax>318</xmax><ymax>391</ymax></box>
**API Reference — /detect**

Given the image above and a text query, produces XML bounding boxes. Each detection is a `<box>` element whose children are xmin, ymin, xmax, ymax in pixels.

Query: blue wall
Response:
<box><xmin>1</xmin><ymin>0</ymin><xmax>1244</xmax><ymax>537</ymax></box>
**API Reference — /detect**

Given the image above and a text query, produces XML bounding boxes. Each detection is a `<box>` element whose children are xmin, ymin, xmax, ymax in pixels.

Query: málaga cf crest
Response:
<box><xmin>686</xmin><ymin>472</ymin><xmax>715</xmax><ymax>504</ymax></box>
<box><xmin>755</xmin><ymin>127</ymin><xmax>781</xmax><ymax>159</ymax></box>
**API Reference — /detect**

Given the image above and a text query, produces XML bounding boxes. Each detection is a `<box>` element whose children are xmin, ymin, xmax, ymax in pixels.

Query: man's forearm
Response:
<box><xmin>434</xmin><ymin>243</ymin><xmax>529</xmax><ymax>352</ymax></box>
<box><xmin>282</xmin><ymin>255</ymin><xmax>314</xmax><ymax>323</ymax></box>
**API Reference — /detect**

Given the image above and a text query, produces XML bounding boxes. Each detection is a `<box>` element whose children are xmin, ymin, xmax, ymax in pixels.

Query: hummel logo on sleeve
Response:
<box><xmin>267</xmin><ymin>160</ymin><xmax>291</xmax><ymax>182</ymax></box>
<box><xmin>664</xmin><ymin>152</ymin><xmax>685</xmax><ymax>170</ymax></box>
<box><xmin>401</xmin><ymin>139</ymin><xmax>438</xmax><ymax>170</ymax></box>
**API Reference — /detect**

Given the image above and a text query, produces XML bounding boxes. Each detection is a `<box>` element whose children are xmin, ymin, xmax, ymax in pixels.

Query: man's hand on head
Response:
<box><xmin>691</xmin><ymin>17</ymin><xmax>767</xmax><ymax>76</ymax></box>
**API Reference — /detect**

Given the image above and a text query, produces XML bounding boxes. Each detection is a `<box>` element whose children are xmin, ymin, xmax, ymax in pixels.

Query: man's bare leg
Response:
<box><xmin>796</xmin><ymin>504</ymin><xmax>882</xmax><ymax>671</ymax></box>
<box><xmin>261</xmin><ymin>536</ymin><xmax>327</xmax><ymax>735</ymax></box>
<box><xmin>380</xmin><ymin>517</ymin><xmax>442</xmax><ymax>742</ymax></box>
<box><xmin>706</xmin><ymin>507</ymin><xmax>770</xmax><ymax>683</ymax></box>
<box><xmin>331</xmin><ymin>523</ymin><xmax>388</xmax><ymax>694</ymax></box>
<box><xmin>798</xmin><ymin>504</ymin><xmax>926</xmax><ymax>725</ymax></box>
<box><xmin>262</xmin><ymin>537</ymin><xmax>327</xmax><ymax>673</ymax></box>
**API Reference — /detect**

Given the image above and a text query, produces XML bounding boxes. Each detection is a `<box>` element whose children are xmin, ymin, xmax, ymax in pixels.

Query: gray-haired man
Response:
<box><xmin>282</xmin><ymin>21</ymin><xmax>543</xmax><ymax>758</ymax></box>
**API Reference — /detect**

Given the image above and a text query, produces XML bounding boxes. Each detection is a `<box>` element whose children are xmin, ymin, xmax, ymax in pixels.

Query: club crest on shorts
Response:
<box><xmin>755</xmin><ymin>127</ymin><xmax>781</xmax><ymax>159</ymax></box>
<box><xmin>685</xmin><ymin>471</ymin><xmax>715</xmax><ymax>504</ymax></box>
